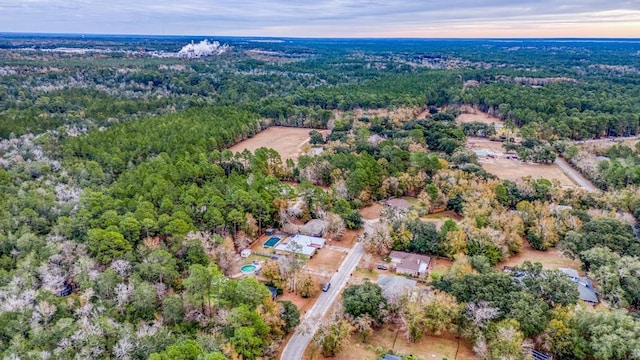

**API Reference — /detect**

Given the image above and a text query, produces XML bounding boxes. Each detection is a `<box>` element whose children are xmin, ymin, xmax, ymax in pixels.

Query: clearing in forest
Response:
<box><xmin>498</xmin><ymin>241</ymin><xmax>582</xmax><ymax>271</ymax></box>
<box><xmin>456</xmin><ymin>105</ymin><xmax>504</xmax><ymax>127</ymax></box>
<box><xmin>468</xmin><ymin>137</ymin><xmax>578</xmax><ymax>187</ymax></box>
<box><xmin>228</xmin><ymin>126</ymin><xmax>329</xmax><ymax>161</ymax></box>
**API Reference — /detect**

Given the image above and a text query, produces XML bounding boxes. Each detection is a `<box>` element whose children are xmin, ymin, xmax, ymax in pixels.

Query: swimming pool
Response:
<box><xmin>241</xmin><ymin>264</ymin><xmax>257</xmax><ymax>274</ymax></box>
<box><xmin>263</xmin><ymin>236</ymin><xmax>281</xmax><ymax>248</ymax></box>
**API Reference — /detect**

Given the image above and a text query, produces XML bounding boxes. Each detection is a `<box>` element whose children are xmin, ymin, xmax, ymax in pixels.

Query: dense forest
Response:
<box><xmin>1</xmin><ymin>35</ymin><xmax>640</xmax><ymax>360</ymax></box>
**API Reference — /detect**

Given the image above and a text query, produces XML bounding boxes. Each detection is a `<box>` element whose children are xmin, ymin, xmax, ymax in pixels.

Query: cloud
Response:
<box><xmin>0</xmin><ymin>0</ymin><xmax>638</xmax><ymax>37</ymax></box>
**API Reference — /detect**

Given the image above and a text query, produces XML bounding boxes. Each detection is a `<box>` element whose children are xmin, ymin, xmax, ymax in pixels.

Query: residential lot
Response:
<box><xmin>469</xmin><ymin>137</ymin><xmax>578</xmax><ymax>187</ymax></box>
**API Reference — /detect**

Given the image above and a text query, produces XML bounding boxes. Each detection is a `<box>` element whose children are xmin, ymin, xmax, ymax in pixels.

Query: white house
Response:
<box><xmin>274</xmin><ymin>234</ymin><xmax>325</xmax><ymax>258</ymax></box>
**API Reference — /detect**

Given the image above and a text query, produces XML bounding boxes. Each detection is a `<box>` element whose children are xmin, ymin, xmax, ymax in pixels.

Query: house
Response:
<box><xmin>377</xmin><ymin>275</ymin><xmax>417</xmax><ymax>301</ymax></box>
<box><xmin>559</xmin><ymin>268</ymin><xmax>599</xmax><ymax>304</ymax></box>
<box><xmin>274</xmin><ymin>234</ymin><xmax>325</xmax><ymax>258</ymax></box>
<box><xmin>389</xmin><ymin>251</ymin><xmax>432</xmax><ymax>277</ymax></box>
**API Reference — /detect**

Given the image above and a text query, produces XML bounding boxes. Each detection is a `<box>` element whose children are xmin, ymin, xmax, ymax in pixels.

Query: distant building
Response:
<box><xmin>559</xmin><ymin>268</ymin><xmax>599</xmax><ymax>304</ymax></box>
<box><xmin>274</xmin><ymin>234</ymin><xmax>325</xmax><ymax>258</ymax></box>
<box><xmin>389</xmin><ymin>251</ymin><xmax>432</xmax><ymax>278</ymax></box>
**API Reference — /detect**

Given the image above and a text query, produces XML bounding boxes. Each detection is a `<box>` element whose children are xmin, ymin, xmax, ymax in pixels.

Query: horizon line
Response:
<box><xmin>1</xmin><ymin>31</ymin><xmax>639</xmax><ymax>41</ymax></box>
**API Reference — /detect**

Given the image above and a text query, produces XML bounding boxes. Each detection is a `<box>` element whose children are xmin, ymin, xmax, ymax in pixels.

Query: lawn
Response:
<box><xmin>498</xmin><ymin>241</ymin><xmax>583</xmax><ymax>272</ymax></box>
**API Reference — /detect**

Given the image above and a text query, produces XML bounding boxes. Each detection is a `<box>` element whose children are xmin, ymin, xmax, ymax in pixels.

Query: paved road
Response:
<box><xmin>280</xmin><ymin>242</ymin><xmax>365</xmax><ymax>360</ymax></box>
<box><xmin>555</xmin><ymin>157</ymin><xmax>597</xmax><ymax>192</ymax></box>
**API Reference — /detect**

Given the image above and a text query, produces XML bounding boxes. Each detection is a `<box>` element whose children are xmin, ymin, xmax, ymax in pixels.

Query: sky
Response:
<box><xmin>1</xmin><ymin>0</ymin><xmax>639</xmax><ymax>38</ymax></box>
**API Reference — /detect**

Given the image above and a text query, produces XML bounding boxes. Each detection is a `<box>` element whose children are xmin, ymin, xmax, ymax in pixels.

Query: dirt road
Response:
<box><xmin>555</xmin><ymin>157</ymin><xmax>597</xmax><ymax>192</ymax></box>
<box><xmin>280</xmin><ymin>243</ymin><xmax>365</xmax><ymax>360</ymax></box>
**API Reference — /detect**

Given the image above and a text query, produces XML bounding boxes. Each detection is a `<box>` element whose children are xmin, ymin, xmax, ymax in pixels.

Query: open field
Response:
<box><xmin>307</xmin><ymin>324</ymin><xmax>479</xmax><ymax>360</ymax></box>
<box><xmin>335</xmin><ymin>107</ymin><xmax>420</xmax><ymax>123</ymax></box>
<box><xmin>469</xmin><ymin>137</ymin><xmax>578</xmax><ymax>187</ymax></box>
<box><xmin>498</xmin><ymin>241</ymin><xmax>583</xmax><ymax>272</ymax></box>
<box><xmin>456</xmin><ymin>106</ymin><xmax>504</xmax><ymax>127</ymax></box>
<box><xmin>228</xmin><ymin>126</ymin><xmax>329</xmax><ymax>161</ymax></box>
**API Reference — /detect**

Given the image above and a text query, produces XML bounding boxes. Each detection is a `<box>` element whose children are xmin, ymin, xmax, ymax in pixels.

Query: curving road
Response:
<box><xmin>555</xmin><ymin>157</ymin><xmax>597</xmax><ymax>192</ymax></box>
<box><xmin>280</xmin><ymin>242</ymin><xmax>365</xmax><ymax>360</ymax></box>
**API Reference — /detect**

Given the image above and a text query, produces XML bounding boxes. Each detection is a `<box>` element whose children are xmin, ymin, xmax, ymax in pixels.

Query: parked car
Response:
<box><xmin>322</xmin><ymin>282</ymin><xmax>331</xmax><ymax>292</ymax></box>
<box><xmin>376</xmin><ymin>264</ymin><xmax>388</xmax><ymax>270</ymax></box>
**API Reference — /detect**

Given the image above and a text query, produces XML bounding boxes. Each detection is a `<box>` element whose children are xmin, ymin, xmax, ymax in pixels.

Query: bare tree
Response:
<box><xmin>324</xmin><ymin>212</ymin><xmax>346</xmax><ymax>240</ymax></box>
<box><xmin>362</xmin><ymin>222</ymin><xmax>393</xmax><ymax>256</ymax></box>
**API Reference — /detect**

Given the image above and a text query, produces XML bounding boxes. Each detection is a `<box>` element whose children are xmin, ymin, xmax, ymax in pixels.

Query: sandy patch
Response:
<box><xmin>229</xmin><ymin>126</ymin><xmax>329</xmax><ymax>161</ymax></box>
<box><xmin>306</xmin><ymin>248</ymin><xmax>348</xmax><ymax>279</ymax></box>
<box><xmin>329</xmin><ymin>229</ymin><xmax>359</xmax><ymax>250</ymax></box>
<box><xmin>456</xmin><ymin>106</ymin><xmax>504</xmax><ymax>127</ymax></box>
<box><xmin>360</xmin><ymin>204</ymin><xmax>382</xmax><ymax>220</ymax></box>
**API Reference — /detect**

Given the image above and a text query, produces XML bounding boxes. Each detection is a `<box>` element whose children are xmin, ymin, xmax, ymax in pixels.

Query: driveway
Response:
<box><xmin>280</xmin><ymin>242</ymin><xmax>365</xmax><ymax>360</ymax></box>
<box><xmin>555</xmin><ymin>157</ymin><xmax>597</xmax><ymax>192</ymax></box>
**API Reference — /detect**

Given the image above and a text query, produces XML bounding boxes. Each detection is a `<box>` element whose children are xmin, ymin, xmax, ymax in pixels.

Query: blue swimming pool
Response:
<box><xmin>241</xmin><ymin>264</ymin><xmax>257</xmax><ymax>274</ymax></box>
<box><xmin>263</xmin><ymin>236</ymin><xmax>281</xmax><ymax>248</ymax></box>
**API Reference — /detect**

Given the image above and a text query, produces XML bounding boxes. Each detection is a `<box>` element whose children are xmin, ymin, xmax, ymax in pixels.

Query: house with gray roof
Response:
<box><xmin>389</xmin><ymin>251</ymin><xmax>432</xmax><ymax>278</ymax></box>
<box><xmin>377</xmin><ymin>275</ymin><xmax>417</xmax><ymax>301</ymax></box>
<box><xmin>559</xmin><ymin>267</ymin><xmax>599</xmax><ymax>304</ymax></box>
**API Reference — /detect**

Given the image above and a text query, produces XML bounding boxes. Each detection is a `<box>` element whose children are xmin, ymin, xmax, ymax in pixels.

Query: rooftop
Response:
<box><xmin>377</xmin><ymin>274</ymin><xmax>417</xmax><ymax>300</ymax></box>
<box><xmin>389</xmin><ymin>251</ymin><xmax>431</xmax><ymax>273</ymax></box>
<box><xmin>559</xmin><ymin>267</ymin><xmax>598</xmax><ymax>303</ymax></box>
<box><xmin>274</xmin><ymin>234</ymin><xmax>325</xmax><ymax>257</ymax></box>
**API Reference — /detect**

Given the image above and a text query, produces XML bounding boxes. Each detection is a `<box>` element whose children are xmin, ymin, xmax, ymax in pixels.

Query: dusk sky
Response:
<box><xmin>1</xmin><ymin>0</ymin><xmax>639</xmax><ymax>38</ymax></box>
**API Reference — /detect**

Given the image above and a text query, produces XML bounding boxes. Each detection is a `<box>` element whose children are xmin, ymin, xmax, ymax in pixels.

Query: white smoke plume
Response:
<box><xmin>178</xmin><ymin>40</ymin><xmax>229</xmax><ymax>58</ymax></box>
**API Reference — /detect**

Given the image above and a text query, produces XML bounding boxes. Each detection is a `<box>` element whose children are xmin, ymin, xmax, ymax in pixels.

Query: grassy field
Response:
<box><xmin>229</xmin><ymin>126</ymin><xmax>329</xmax><ymax>161</ymax></box>
<box><xmin>468</xmin><ymin>137</ymin><xmax>578</xmax><ymax>187</ymax></box>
